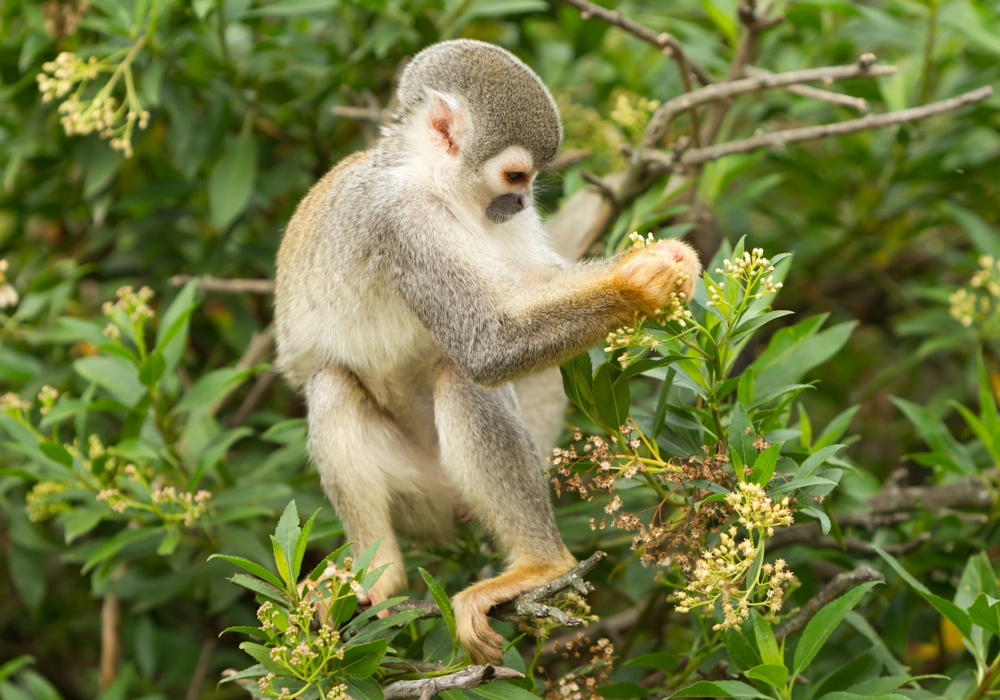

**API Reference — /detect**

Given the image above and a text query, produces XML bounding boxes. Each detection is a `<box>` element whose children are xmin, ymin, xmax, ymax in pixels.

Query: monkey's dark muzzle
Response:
<box><xmin>486</xmin><ymin>193</ymin><xmax>527</xmax><ymax>224</ymax></box>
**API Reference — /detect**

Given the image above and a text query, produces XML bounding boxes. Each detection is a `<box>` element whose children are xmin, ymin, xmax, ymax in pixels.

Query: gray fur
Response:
<box><xmin>392</xmin><ymin>39</ymin><xmax>562</xmax><ymax>167</ymax></box>
<box><xmin>485</xmin><ymin>193</ymin><xmax>527</xmax><ymax>223</ymax></box>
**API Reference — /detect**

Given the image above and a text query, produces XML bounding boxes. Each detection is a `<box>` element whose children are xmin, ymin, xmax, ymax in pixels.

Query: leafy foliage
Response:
<box><xmin>0</xmin><ymin>0</ymin><xmax>999</xmax><ymax>699</ymax></box>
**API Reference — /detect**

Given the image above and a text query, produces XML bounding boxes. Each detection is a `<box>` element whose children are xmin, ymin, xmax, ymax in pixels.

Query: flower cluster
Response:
<box><xmin>542</xmin><ymin>636</ymin><xmax>615</xmax><ymax>700</ymax></box>
<box><xmin>0</xmin><ymin>392</ymin><xmax>31</xmax><ymax>415</ymax></box>
<box><xmin>103</xmin><ymin>284</ymin><xmax>155</xmax><ymax>324</ymax></box>
<box><xmin>949</xmin><ymin>255</ymin><xmax>1000</xmax><ymax>331</ymax></box>
<box><xmin>725</xmin><ymin>481</ymin><xmax>793</xmax><ymax>536</ymax></box>
<box><xmin>609</xmin><ymin>89</ymin><xmax>661</xmax><ymax>141</ymax></box>
<box><xmin>254</xmin><ymin>565</ymin><xmax>361</xmax><ymax>698</ymax></box>
<box><xmin>38</xmin><ymin>385</ymin><xmax>59</xmax><ymax>415</ymax></box>
<box><xmin>26</xmin><ymin>481</ymin><xmax>71</xmax><ymax>521</ymax></box>
<box><xmin>0</xmin><ymin>259</ymin><xmax>18</xmax><ymax>309</ymax></box>
<box><xmin>674</xmin><ymin>482</ymin><xmax>795</xmax><ymax>629</ymax></box>
<box><xmin>36</xmin><ymin>43</ymin><xmax>150</xmax><ymax>157</ymax></box>
<box><xmin>707</xmin><ymin>248</ymin><xmax>782</xmax><ymax>315</ymax></box>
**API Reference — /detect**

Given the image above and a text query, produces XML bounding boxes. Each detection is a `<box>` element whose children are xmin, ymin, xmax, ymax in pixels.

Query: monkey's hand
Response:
<box><xmin>614</xmin><ymin>238</ymin><xmax>701</xmax><ymax>315</ymax></box>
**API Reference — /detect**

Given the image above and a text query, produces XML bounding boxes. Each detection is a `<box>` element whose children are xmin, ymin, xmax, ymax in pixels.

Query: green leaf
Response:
<box><xmin>229</xmin><ymin>574</ymin><xmax>287</xmax><ymax>605</ymax></box>
<box><xmin>207</xmin><ymin>554</ymin><xmax>286</xmax><ymax>590</ymax></box>
<box><xmin>156</xmin><ymin>281</ymin><xmax>199</xmax><ymax>374</ymax></box>
<box><xmin>793</xmin><ymin>580</ymin><xmax>881</xmax><ymax>676</ymax></box>
<box><xmin>344</xmin><ymin>677</ymin><xmax>384</xmax><ymax>700</ymax></box>
<box><xmin>244</xmin><ymin>0</ymin><xmax>338</xmax><ymax>16</ymax></box>
<box><xmin>293</xmin><ymin>509</ymin><xmax>319</xmax><ymax>582</ymax></box>
<box><xmin>74</xmin><ymin>356</ymin><xmax>145</xmax><ymax>406</ymax></box>
<box><xmin>890</xmin><ymin>397</ymin><xmax>975</xmax><ymax>475</ymax></box>
<box><xmin>173</xmin><ymin>367</ymin><xmax>256</xmax><ymax>417</ymax></box>
<box><xmin>795</xmin><ymin>444</ymin><xmax>845</xmax><ymax>480</ymax></box>
<box><xmin>156</xmin><ymin>529</ymin><xmax>181</xmax><ymax>556</ymax></box>
<box><xmin>0</xmin><ymin>656</ymin><xmax>34</xmax><ymax>684</ymax></box>
<box><xmin>218</xmin><ymin>664</ymin><xmax>269</xmax><ymax>684</ymax></box>
<box><xmin>745</xmin><ymin>664</ymin><xmax>787</xmax><ymax>690</ymax></box>
<box><xmin>344</xmin><ymin>596</ymin><xmax>409</xmax><ymax>632</ymax></box>
<box><xmin>138</xmin><ymin>352</ymin><xmax>166</xmax><ymax>387</ymax></box>
<box><xmin>593</xmin><ymin>364</ymin><xmax>627</xmax><ymax>432</ymax></box>
<box><xmin>969</xmin><ymin>594</ymin><xmax>1000</xmax><ymax>636</ymax></box>
<box><xmin>731</xmin><ymin>310</ymin><xmax>795</xmax><ymax>342</ymax></box>
<box><xmin>308</xmin><ymin>542</ymin><xmax>353</xmax><ymax>581</ymax></box>
<box><xmin>872</xmin><ymin>545</ymin><xmax>973</xmax><ymax>639</ymax></box>
<box><xmin>944</xmin><ymin>201</ymin><xmax>1000</xmax><ymax>258</ymax></box>
<box><xmin>624</xmin><ymin>652</ymin><xmax>676</xmax><ymax>672</ymax></box>
<box><xmin>668</xmin><ymin>679</ymin><xmax>770</xmax><ymax>698</ymax></box>
<box><xmin>63</xmin><ymin>509</ymin><xmax>103</xmax><ymax>543</ymax></box>
<box><xmin>752</xmin><ymin>613</ymin><xmax>780</xmax><ymax>666</ymax></box>
<box><xmin>38</xmin><ymin>441</ymin><xmax>73</xmax><ymax>468</ymax></box>
<box><xmin>419</xmin><ymin>567</ymin><xmax>457</xmax><ymax>647</ymax></box>
<box><xmin>728</xmin><ymin>402</ymin><xmax>756</xmax><ymax>470</ymax></box>
<box><xmin>651</xmin><ymin>367</ymin><xmax>676</xmax><ymax>440</ymax></box>
<box><xmin>597</xmin><ymin>683</ymin><xmax>647</xmax><ymax>699</ymax></box>
<box><xmin>813</xmin><ymin>405</ymin><xmax>860</xmax><ymax>450</ymax></box>
<box><xmin>209</xmin><ymin>131</ymin><xmax>257</xmax><ymax>231</ymax></box>
<box><xmin>751</xmin><ymin>443</ymin><xmax>780</xmax><ymax>486</ymax></box>
<box><xmin>82</xmin><ymin>527</ymin><xmax>161</xmax><ymax>573</ymax></box>
<box><xmin>721</xmin><ymin>626</ymin><xmax>761</xmax><ymax>672</ymax></box>
<box><xmin>239</xmin><ymin>642</ymin><xmax>285</xmax><ymax>674</ymax></box>
<box><xmin>338</xmin><ymin>639</ymin><xmax>387</xmax><ymax>678</ymax></box>
<box><xmin>470</xmin><ymin>681</ymin><xmax>547</xmax><ymax>700</ymax></box>
<box><xmin>737</xmin><ymin>369</ymin><xmax>755</xmax><ymax>406</ymax></box>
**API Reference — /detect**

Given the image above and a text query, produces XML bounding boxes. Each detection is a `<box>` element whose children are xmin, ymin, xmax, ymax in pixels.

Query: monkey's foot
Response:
<box><xmin>452</xmin><ymin>553</ymin><xmax>578</xmax><ymax>663</ymax></box>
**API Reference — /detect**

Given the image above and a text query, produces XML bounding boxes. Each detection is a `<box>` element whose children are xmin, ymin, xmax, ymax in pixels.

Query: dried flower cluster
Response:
<box><xmin>950</xmin><ymin>255</ymin><xmax>1000</xmax><ymax>331</ymax></box>
<box><xmin>0</xmin><ymin>259</ymin><xmax>18</xmax><ymax>309</ymax></box>
<box><xmin>542</xmin><ymin>636</ymin><xmax>615</xmax><ymax>700</ymax></box>
<box><xmin>674</xmin><ymin>482</ymin><xmax>795</xmax><ymax>630</ymax></box>
<box><xmin>42</xmin><ymin>0</ymin><xmax>90</xmax><ymax>38</ymax></box>
<box><xmin>37</xmin><ymin>42</ymin><xmax>150</xmax><ymax>157</ymax></box>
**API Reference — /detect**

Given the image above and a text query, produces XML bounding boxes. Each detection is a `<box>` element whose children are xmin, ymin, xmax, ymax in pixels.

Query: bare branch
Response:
<box><xmin>169</xmin><ymin>274</ymin><xmax>275</xmax><ymax>295</ymax></box>
<box><xmin>644</xmin><ymin>59</ymin><xmax>897</xmax><ymax>147</ymax></box>
<box><xmin>560</xmin><ymin>0</ymin><xmax>713</xmax><ymax>86</ymax></box>
<box><xmin>768</xmin><ymin>524</ymin><xmax>931</xmax><ymax>555</ymax></box>
<box><xmin>330</xmin><ymin>105</ymin><xmax>388</xmax><ymax>122</ymax></box>
<box><xmin>550</xmin><ymin>148</ymin><xmax>592</xmax><ymax>170</ymax></box>
<box><xmin>579</xmin><ymin>170</ymin><xmax>618</xmax><ymax>204</ymax></box>
<box><xmin>99</xmin><ymin>594</ymin><xmax>121</xmax><ymax>691</ymax></box>
<box><xmin>672</xmin><ymin>85</ymin><xmax>993</xmax><ymax>167</ymax></box>
<box><xmin>774</xmin><ymin>565</ymin><xmax>885</xmax><ymax>641</ymax></box>
<box><xmin>383</xmin><ymin>665</ymin><xmax>524</xmax><ymax>700</ymax></box>
<box><xmin>868</xmin><ymin>470</ymin><xmax>995</xmax><ymax>514</ymax></box>
<box><xmin>746</xmin><ymin>66</ymin><xmax>871</xmax><ymax>112</ymax></box>
<box><xmin>230</xmin><ymin>370</ymin><xmax>277</xmax><ymax>427</ymax></box>
<box><xmin>185</xmin><ymin>636</ymin><xmax>217</xmax><ymax>700</ymax></box>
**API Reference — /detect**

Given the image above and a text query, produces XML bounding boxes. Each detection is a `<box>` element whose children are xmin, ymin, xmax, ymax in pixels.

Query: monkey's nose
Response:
<box><xmin>485</xmin><ymin>193</ymin><xmax>529</xmax><ymax>223</ymax></box>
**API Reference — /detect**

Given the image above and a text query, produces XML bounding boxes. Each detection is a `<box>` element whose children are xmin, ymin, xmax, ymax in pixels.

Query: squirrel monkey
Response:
<box><xmin>274</xmin><ymin>39</ymin><xmax>700</xmax><ymax>662</ymax></box>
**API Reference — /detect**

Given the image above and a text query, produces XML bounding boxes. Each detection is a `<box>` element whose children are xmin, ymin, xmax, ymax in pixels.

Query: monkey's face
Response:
<box><xmin>476</xmin><ymin>145</ymin><xmax>536</xmax><ymax>225</ymax></box>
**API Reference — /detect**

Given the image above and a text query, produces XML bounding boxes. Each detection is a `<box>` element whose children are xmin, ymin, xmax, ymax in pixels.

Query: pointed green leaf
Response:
<box><xmin>751</xmin><ymin>443</ymin><xmax>781</xmax><ymax>486</ymax></box>
<box><xmin>728</xmin><ymin>402</ymin><xmax>755</xmax><ymax>470</ymax></box>
<box><xmin>745</xmin><ymin>664</ymin><xmax>787</xmax><ymax>690</ymax></box>
<box><xmin>419</xmin><ymin>567</ymin><xmax>457</xmax><ymax>646</ymax></box>
<box><xmin>208</xmin><ymin>554</ymin><xmax>285</xmax><ymax>590</ymax></box>
<box><xmin>969</xmin><ymin>594</ymin><xmax>1000</xmax><ymax>636</ymax></box>
<box><xmin>793</xmin><ymin>581</ymin><xmax>881</xmax><ymax>676</ymax></box>
<box><xmin>752</xmin><ymin>613</ymin><xmax>780</xmax><ymax>666</ymax></box>
<box><xmin>293</xmin><ymin>509</ymin><xmax>320</xmax><ymax>582</ymax></box>
<box><xmin>668</xmin><ymin>680</ymin><xmax>770</xmax><ymax>698</ymax></box>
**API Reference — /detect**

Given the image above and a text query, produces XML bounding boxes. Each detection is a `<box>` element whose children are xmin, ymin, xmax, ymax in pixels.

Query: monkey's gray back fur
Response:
<box><xmin>393</xmin><ymin>39</ymin><xmax>562</xmax><ymax>167</ymax></box>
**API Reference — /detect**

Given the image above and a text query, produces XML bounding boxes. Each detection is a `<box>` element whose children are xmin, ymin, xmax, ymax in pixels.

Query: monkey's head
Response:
<box><xmin>393</xmin><ymin>40</ymin><xmax>562</xmax><ymax>225</ymax></box>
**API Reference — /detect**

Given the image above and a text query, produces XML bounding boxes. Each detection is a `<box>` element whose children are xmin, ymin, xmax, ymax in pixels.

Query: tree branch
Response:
<box><xmin>169</xmin><ymin>274</ymin><xmax>275</xmax><ymax>295</ymax></box>
<box><xmin>668</xmin><ymin>85</ymin><xmax>992</xmax><ymax>167</ymax></box>
<box><xmin>774</xmin><ymin>565</ymin><xmax>885</xmax><ymax>641</ymax></box>
<box><xmin>746</xmin><ymin>66</ymin><xmax>872</xmax><ymax>112</ymax></box>
<box><xmin>383</xmin><ymin>665</ymin><xmax>525</xmax><ymax>700</ymax></box>
<box><xmin>560</xmin><ymin>0</ymin><xmax>713</xmax><ymax>86</ymax></box>
<box><xmin>644</xmin><ymin>59</ymin><xmax>896</xmax><ymax>148</ymax></box>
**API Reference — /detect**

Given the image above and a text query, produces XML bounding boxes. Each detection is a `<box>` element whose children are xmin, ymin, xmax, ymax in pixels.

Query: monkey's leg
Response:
<box><xmin>306</xmin><ymin>366</ymin><xmax>414</xmax><ymax>612</ymax></box>
<box><xmin>433</xmin><ymin>362</ymin><xmax>577</xmax><ymax>663</ymax></box>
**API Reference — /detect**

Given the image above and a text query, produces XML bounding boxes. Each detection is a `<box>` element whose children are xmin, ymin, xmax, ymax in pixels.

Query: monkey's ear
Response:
<box><xmin>426</xmin><ymin>92</ymin><xmax>467</xmax><ymax>157</ymax></box>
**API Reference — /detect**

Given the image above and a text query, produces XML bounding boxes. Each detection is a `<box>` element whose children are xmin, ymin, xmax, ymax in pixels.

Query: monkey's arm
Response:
<box><xmin>387</xmin><ymin>210</ymin><xmax>696</xmax><ymax>387</ymax></box>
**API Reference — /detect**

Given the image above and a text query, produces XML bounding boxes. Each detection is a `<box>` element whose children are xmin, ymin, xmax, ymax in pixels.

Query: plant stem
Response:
<box><xmin>969</xmin><ymin>653</ymin><xmax>1000</xmax><ymax>700</ymax></box>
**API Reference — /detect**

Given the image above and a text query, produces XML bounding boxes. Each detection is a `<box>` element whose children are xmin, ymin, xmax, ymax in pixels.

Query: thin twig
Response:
<box><xmin>675</xmin><ymin>85</ymin><xmax>993</xmax><ymax>166</ymax></box>
<box><xmin>330</xmin><ymin>105</ymin><xmax>388</xmax><ymax>122</ymax></box>
<box><xmin>550</xmin><ymin>148</ymin><xmax>592</xmax><ymax>170</ymax></box>
<box><xmin>774</xmin><ymin>565</ymin><xmax>885</xmax><ymax>641</ymax></box>
<box><xmin>169</xmin><ymin>274</ymin><xmax>275</xmax><ymax>295</ymax></box>
<box><xmin>99</xmin><ymin>594</ymin><xmax>121</xmax><ymax>690</ymax></box>
<box><xmin>644</xmin><ymin>59</ymin><xmax>896</xmax><ymax>148</ymax></box>
<box><xmin>579</xmin><ymin>170</ymin><xmax>618</xmax><ymax>204</ymax></box>
<box><xmin>746</xmin><ymin>66</ymin><xmax>871</xmax><ymax>112</ymax></box>
<box><xmin>768</xmin><ymin>526</ymin><xmax>931</xmax><ymax>555</ymax></box>
<box><xmin>560</xmin><ymin>0</ymin><xmax>713</xmax><ymax>86</ymax></box>
<box><xmin>230</xmin><ymin>370</ymin><xmax>277</xmax><ymax>427</ymax></box>
<box><xmin>383</xmin><ymin>665</ymin><xmax>525</xmax><ymax>700</ymax></box>
<box><xmin>185</xmin><ymin>635</ymin><xmax>217</xmax><ymax>700</ymax></box>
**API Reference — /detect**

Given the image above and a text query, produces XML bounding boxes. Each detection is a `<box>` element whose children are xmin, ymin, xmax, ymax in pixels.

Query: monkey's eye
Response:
<box><xmin>506</xmin><ymin>171</ymin><xmax>525</xmax><ymax>183</ymax></box>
